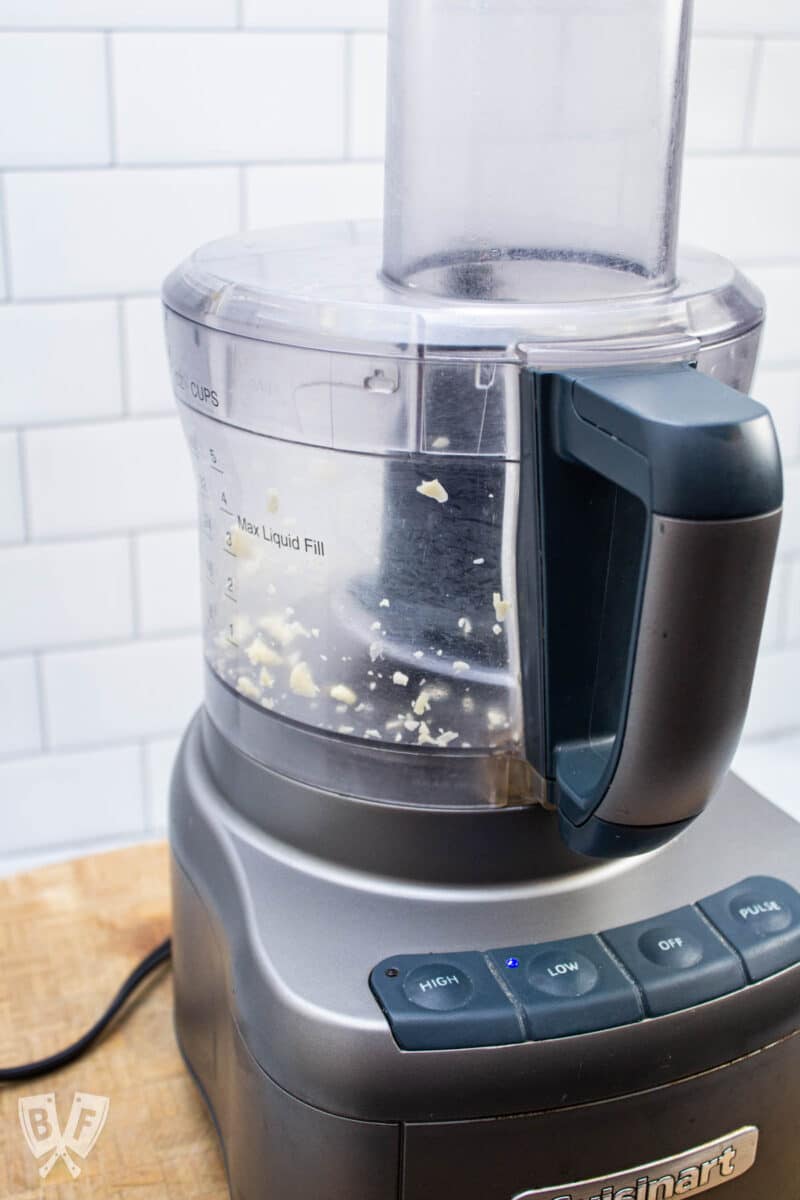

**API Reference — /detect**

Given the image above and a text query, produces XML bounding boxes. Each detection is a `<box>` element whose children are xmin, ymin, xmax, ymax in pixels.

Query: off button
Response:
<box><xmin>602</xmin><ymin>906</ymin><xmax>746</xmax><ymax>1018</ymax></box>
<box><xmin>638</xmin><ymin>926</ymin><xmax>704</xmax><ymax>970</ymax></box>
<box><xmin>403</xmin><ymin>962</ymin><xmax>474</xmax><ymax>1011</ymax></box>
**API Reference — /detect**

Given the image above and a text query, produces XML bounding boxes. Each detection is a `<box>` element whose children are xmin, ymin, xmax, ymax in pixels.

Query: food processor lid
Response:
<box><xmin>162</xmin><ymin>0</ymin><xmax>763</xmax><ymax>362</ymax></box>
<box><xmin>163</xmin><ymin>223</ymin><xmax>762</xmax><ymax>363</ymax></box>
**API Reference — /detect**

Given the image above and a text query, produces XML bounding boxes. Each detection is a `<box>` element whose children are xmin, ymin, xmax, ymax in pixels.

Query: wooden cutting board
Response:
<box><xmin>0</xmin><ymin>842</ymin><xmax>228</xmax><ymax>1199</ymax></box>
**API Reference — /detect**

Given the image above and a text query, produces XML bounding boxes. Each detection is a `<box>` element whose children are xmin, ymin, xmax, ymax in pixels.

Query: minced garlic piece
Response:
<box><xmin>417</xmin><ymin>721</ymin><xmax>437</xmax><ymax>746</ymax></box>
<box><xmin>338</xmin><ymin>725</ymin><xmax>355</xmax><ymax>735</ymax></box>
<box><xmin>487</xmin><ymin>708</ymin><xmax>506</xmax><ymax>730</ymax></box>
<box><xmin>436</xmin><ymin>731</ymin><xmax>459</xmax><ymax>747</ymax></box>
<box><xmin>330</xmin><ymin>683</ymin><xmax>357</xmax><ymax>706</ymax></box>
<box><xmin>289</xmin><ymin>661</ymin><xmax>319</xmax><ymax>698</ymax></box>
<box><xmin>230</xmin><ymin>526</ymin><xmax>258</xmax><ymax>559</ymax></box>
<box><xmin>457</xmin><ymin>617</ymin><xmax>472</xmax><ymax>635</ymax></box>
<box><xmin>392</xmin><ymin>671</ymin><xmax>409</xmax><ymax>687</ymax></box>
<box><xmin>261</xmin><ymin>697</ymin><xmax>275</xmax><ymax>710</ymax></box>
<box><xmin>379</xmin><ymin>598</ymin><xmax>390</xmax><ymax>608</ymax></box>
<box><xmin>462</xmin><ymin>696</ymin><xmax>475</xmax><ymax>713</ymax></box>
<box><xmin>431</xmin><ymin>435</ymin><xmax>450</xmax><ymax>449</ymax></box>
<box><xmin>403</xmin><ymin>718</ymin><xmax>420</xmax><ymax>732</ymax></box>
<box><xmin>259</xmin><ymin>667</ymin><xmax>275</xmax><ymax>689</ymax></box>
<box><xmin>368</xmin><ymin>641</ymin><xmax>383</xmax><ymax>662</ymax></box>
<box><xmin>473</xmin><ymin>557</ymin><xmax>485</xmax><ymax>565</ymax></box>
<box><xmin>493</xmin><ymin>623</ymin><xmax>502</xmax><ymax>636</ymax></box>
<box><xmin>416</xmin><ymin>478</ymin><xmax>449</xmax><ymax>504</ymax></box>
<box><xmin>365</xmin><ymin>729</ymin><xmax>381</xmax><ymax>739</ymax></box>
<box><xmin>245</xmin><ymin>636</ymin><xmax>283</xmax><ymax>668</ymax></box>
<box><xmin>236</xmin><ymin>676</ymin><xmax>261</xmax><ymax>701</ymax></box>
<box><xmin>259</xmin><ymin>614</ymin><xmax>309</xmax><ymax>646</ymax></box>
<box><xmin>493</xmin><ymin>592</ymin><xmax>512</xmax><ymax>622</ymax></box>
<box><xmin>453</xmin><ymin>660</ymin><xmax>470</xmax><ymax>674</ymax></box>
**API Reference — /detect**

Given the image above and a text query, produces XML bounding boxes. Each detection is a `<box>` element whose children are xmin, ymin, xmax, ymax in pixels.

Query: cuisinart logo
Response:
<box><xmin>512</xmin><ymin>1127</ymin><xmax>758</xmax><ymax>1200</ymax></box>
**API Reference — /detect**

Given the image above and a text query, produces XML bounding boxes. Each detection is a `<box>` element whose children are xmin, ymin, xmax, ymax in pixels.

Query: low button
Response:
<box><xmin>403</xmin><ymin>963</ymin><xmax>474</xmax><ymax>1011</ymax></box>
<box><xmin>638</xmin><ymin>926</ymin><xmax>704</xmax><ymax>970</ymax></box>
<box><xmin>489</xmin><ymin>936</ymin><xmax>642</xmax><ymax>1039</ymax></box>
<box><xmin>528</xmin><ymin>950</ymin><xmax>599</xmax><ymax>998</ymax></box>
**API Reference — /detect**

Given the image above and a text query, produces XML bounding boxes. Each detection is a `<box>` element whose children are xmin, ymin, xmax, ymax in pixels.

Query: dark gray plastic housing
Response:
<box><xmin>521</xmin><ymin>365</ymin><xmax>782</xmax><ymax>857</ymax></box>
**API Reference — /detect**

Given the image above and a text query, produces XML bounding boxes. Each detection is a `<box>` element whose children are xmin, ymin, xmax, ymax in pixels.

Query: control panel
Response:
<box><xmin>370</xmin><ymin>876</ymin><xmax>800</xmax><ymax>1050</ymax></box>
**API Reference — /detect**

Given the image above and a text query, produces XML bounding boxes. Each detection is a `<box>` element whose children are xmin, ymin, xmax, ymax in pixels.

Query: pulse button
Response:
<box><xmin>732</xmin><ymin>893</ymin><xmax>792</xmax><ymax>935</ymax></box>
<box><xmin>403</xmin><ymin>963</ymin><xmax>473</xmax><ymax>1011</ymax></box>
<box><xmin>698</xmin><ymin>877</ymin><xmax>800</xmax><ymax>983</ymax></box>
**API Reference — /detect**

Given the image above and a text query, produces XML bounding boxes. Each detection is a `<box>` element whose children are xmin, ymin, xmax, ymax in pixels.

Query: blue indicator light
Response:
<box><xmin>505</xmin><ymin>957</ymin><xmax>520</xmax><ymax>969</ymax></box>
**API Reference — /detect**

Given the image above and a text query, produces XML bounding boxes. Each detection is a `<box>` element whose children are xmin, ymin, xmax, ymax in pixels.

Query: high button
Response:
<box><xmin>370</xmin><ymin>953</ymin><xmax>524</xmax><ymax>1051</ymax></box>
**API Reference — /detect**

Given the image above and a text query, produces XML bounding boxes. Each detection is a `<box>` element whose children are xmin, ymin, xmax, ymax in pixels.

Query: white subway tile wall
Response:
<box><xmin>0</xmin><ymin>301</ymin><xmax>122</xmax><ymax>425</ymax></box>
<box><xmin>0</xmin><ymin>0</ymin><xmax>797</xmax><ymax>874</ymax></box>
<box><xmin>0</xmin><ymin>657</ymin><xmax>41</xmax><ymax>757</ymax></box>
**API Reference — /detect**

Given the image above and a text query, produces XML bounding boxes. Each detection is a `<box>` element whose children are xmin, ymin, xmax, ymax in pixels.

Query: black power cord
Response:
<box><xmin>0</xmin><ymin>938</ymin><xmax>172</xmax><ymax>1083</ymax></box>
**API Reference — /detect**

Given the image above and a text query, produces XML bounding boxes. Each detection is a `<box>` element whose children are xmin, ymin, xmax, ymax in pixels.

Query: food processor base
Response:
<box><xmin>171</xmin><ymin>712</ymin><xmax>800</xmax><ymax>1200</ymax></box>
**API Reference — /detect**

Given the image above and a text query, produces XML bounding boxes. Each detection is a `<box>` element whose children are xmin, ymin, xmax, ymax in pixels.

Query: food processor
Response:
<box><xmin>164</xmin><ymin>2</ymin><xmax>800</xmax><ymax>1196</ymax></box>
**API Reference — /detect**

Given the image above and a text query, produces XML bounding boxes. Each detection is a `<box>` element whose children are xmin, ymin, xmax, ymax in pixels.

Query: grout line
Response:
<box><xmin>0</xmin><ymin>731</ymin><xmax>186</xmax><ymax>769</ymax></box>
<box><xmin>343</xmin><ymin>33</ymin><xmax>353</xmax><ymax>160</ymax></box>
<box><xmin>685</xmin><ymin>146</ymin><xmax>800</xmax><ymax>159</ymax></box>
<box><xmin>742</xmin><ymin>38</ymin><xmax>766</xmax><ymax>149</ymax></box>
<box><xmin>0</xmin><ymin>23</ymin><xmax>388</xmax><ymax>33</ymax></box>
<box><xmin>104</xmin><ymin>31</ymin><xmax>118</xmax><ymax>164</ymax></box>
<box><xmin>1</xmin><ymin>155</ymin><xmax>383</xmax><ymax>174</ymax></box>
<box><xmin>0</xmin><ymin>626</ymin><xmax>202</xmax><ymax>665</ymax></box>
<box><xmin>3</xmin><ymin>410</ymin><xmax>180</xmax><ymax>433</ymax></box>
<box><xmin>694</xmin><ymin>31</ymin><xmax>800</xmax><ymax>42</ymax></box>
<box><xmin>1</xmin><ymin>288</ymin><xmax>160</xmax><ymax>305</ymax></box>
<box><xmin>0</xmin><ymin>521</ymin><xmax>197</xmax><ymax>552</ymax></box>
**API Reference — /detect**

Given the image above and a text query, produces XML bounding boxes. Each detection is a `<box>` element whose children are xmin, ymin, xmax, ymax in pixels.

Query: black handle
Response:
<box><xmin>528</xmin><ymin>364</ymin><xmax>782</xmax><ymax>859</ymax></box>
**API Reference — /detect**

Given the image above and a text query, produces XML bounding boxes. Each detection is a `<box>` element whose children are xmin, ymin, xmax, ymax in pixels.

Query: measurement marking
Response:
<box><xmin>220</xmin><ymin>507</ymin><xmax>234</xmax><ymax>516</ymax></box>
<box><xmin>224</xmin><ymin>593</ymin><xmax>238</xmax><ymax>604</ymax></box>
<box><xmin>210</xmin><ymin>465</ymin><xmax>224</xmax><ymax>475</ymax></box>
<box><xmin>226</xmin><ymin>638</ymin><xmax>238</xmax><ymax>649</ymax></box>
<box><xmin>224</xmin><ymin>548</ymin><xmax>237</xmax><ymax>559</ymax></box>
